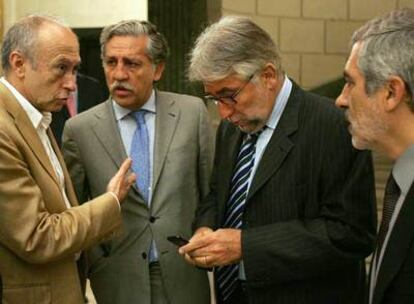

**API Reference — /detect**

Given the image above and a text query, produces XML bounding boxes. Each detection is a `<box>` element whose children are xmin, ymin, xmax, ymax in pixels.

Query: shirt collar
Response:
<box><xmin>393</xmin><ymin>143</ymin><xmax>414</xmax><ymax>195</ymax></box>
<box><xmin>113</xmin><ymin>89</ymin><xmax>157</xmax><ymax>121</ymax></box>
<box><xmin>0</xmin><ymin>77</ymin><xmax>51</xmax><ymax>130</ymax></box>
<box><xmin>265</xmin><ymin>75</ymin><xmax>292</xmax><ymax>130</ymax></box>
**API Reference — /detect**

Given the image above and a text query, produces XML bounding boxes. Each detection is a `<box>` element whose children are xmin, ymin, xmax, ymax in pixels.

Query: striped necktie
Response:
<box><xmin>216</xmin><ymin>131</ymin><xmax>260</xmax><ymax>302</ymax></box>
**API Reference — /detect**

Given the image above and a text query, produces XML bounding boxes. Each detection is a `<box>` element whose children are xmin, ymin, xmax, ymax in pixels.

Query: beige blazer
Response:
<box><xmin>0</xmin><ymin>83</ymin><xmax>122</xmax><ymax>304</ymax></box>
<box><xmin>62</xmin><ymin>91</ymin><xmax>213</xmax><ymax>304</ymax></box>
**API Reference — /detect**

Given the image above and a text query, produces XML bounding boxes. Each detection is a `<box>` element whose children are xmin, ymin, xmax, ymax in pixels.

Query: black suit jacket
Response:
<box><xmin>194</xmin><ymin>82</ymin><xmax>377</xmax><ymax>304</ymax></box>
<box><xmin>51</xmin><ymin>74</ymin><xmax>107</xmax><ymax>146</ymax></box>
<box><xmin>372</xmin><ymin>182</ymin><xmax>414</xmax><ymax>304</ymax></box>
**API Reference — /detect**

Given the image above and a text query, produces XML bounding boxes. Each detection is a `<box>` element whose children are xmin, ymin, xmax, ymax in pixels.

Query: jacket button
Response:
<box><xmin>141</xmin><ymin>252</ymin><xmax>147</xmax><ymax>259</ymax></box>
<box><xmin>149</xmin><ymin>216</ymin><xmax>156</xmax><ymax>223</ymax></box>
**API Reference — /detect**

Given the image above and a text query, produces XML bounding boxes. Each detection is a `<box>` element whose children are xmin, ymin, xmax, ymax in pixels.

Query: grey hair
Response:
<box><xmin>188</xmin><ymin>15</ymin><xmax>282</xmax><ymax>82</ymax></box>
<box><xmin>100</xmin><ymin>20</ymin><xmax>169</xmax><ymax>64</ymax></box>
<box><xmin>1</xmin><ymin>14</ymin><xmax>69</xmax><ymax>73</ymax></box>
<box><xmin>351</xmin><ymin>8</ymin><xmax>414</xmax><ymax>104</ymax></box>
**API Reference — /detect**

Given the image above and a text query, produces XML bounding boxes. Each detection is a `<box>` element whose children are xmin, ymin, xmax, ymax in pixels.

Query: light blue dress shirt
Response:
<box><xmin>112</xmin><ymin>90</ymin><xmax>156</xmax><ymax>204</ymax></box>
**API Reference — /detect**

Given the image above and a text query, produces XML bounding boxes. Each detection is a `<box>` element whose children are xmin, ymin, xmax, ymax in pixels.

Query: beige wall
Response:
<box><xmin>222</xmin><ymin>0</ymin><xmax>414</xmax><ymax>89</ymax></box>
<box><xmin>2</xmin><ymin>0</ymin><xmax>147</xmax><ymax>30</ymax></box>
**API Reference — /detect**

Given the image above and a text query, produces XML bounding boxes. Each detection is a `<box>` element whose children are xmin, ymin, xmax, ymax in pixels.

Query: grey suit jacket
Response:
<box><xmin>62</xmin><ymin>90</ymin><xmax>213</xmax><ymax>304</ymax></box>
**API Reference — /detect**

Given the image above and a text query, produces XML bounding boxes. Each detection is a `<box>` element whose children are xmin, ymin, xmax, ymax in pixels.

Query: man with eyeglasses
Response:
<box><xmin>179</xmin><ymin>16</ymin><xmax>377</xmax><ymax>304</ymax></box>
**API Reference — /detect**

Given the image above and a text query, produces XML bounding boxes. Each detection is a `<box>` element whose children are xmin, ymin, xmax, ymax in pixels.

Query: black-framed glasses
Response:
<box><xmin>204</xmin><ymin>74</ymin><xmax>254</xmax><ymax>106</ymax></box>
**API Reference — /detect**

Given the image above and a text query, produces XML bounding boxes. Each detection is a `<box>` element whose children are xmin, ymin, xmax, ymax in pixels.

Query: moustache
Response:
<box><xmin>110</xmin><ymin>81</ymin><xmax>134</xmax><ymax>91</ymax></box>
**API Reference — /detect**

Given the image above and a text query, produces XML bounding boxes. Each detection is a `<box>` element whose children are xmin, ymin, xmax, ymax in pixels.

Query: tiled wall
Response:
<box><xmin>222</xmin><ymin>0</ymin><xmax>414</xmax><ymax>89</ymax></box>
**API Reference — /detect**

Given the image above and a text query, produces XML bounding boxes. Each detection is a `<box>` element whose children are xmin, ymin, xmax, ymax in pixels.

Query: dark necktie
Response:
<box><xmin>216</xmin><ymin>131</ymin><xmax>260</xmax><ymax>302</ymax></box>
<box><xmin>375</xmin><ymin>173</ymin><xmax>400</xmax><ymax>266</ymax></box>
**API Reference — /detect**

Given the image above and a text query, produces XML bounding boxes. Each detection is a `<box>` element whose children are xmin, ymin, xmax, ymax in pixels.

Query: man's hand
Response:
<box><xmin>106</xmin><ymin>158</ymin><xmax>136</xmax><ymax>202</ymax></box>
<box><xmin>179</xmin><ymin>228</ymin><xmax>242</xmax><ymax>268</ymax></box>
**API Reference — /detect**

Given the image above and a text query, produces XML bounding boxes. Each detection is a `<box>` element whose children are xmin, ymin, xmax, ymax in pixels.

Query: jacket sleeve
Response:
<box><xmin>0</xmin><ymin>128</ymin><xmax>121</xmax><ymax>264</ymax></box>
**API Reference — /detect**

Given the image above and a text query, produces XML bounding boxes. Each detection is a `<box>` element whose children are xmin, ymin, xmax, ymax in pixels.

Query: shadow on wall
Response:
<box><xmin>310</xmin><ymin>77</ymin><xmax>345</xmax><ymax>100</ymax></box>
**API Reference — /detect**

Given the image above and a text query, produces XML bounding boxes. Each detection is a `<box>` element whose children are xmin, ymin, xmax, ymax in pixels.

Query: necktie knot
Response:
<box><xmin>245</xmin><ymin>127</ymin><xmax>264</xmax><ymax>143</ymax></box>
<box><xmin>132</xmin><ymin>110</ymin><xmax>146</xmax><ymax>125</ymax></box>
<box><xmin>385</xmin><ymin>174</ymin><xmax>400</xmax><ymax>197</ymax></box>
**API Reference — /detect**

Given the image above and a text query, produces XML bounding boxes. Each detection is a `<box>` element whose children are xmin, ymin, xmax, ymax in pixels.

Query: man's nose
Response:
<box><xmin>335</xmin><ymin>88</ymin><xmax>349</xmax><ymax>109</ymax></box>
<box><xmin>217</xmin><ymin>102</ymin><xmax>235</xmax><ymax>120</ymax></box>
<box><xmin>64</xmin><ymin>74</ymin><xmax>77</xmax><ymax>92</ymax></box>
<box><xmin>113</xmin><ymin>63</ymin><xmax>128</xmax><ymax>80</ymax></box>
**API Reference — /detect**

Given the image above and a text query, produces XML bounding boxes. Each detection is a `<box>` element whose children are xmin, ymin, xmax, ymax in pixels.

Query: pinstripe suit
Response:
<box><xmin>194</xmin><ymin>82</ymin><xmax>377</xmax><ymax>304</ymax></box>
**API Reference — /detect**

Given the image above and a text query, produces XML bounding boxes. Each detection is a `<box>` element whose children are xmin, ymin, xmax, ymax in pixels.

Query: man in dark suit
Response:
<box><xmin>179</xmin><ymin>16</ymin><xmax>377</xmax><ymax>304</ymax></box>
<box><xmin>336</xmin><ymin>8</ymin><xmax>414</xmax><ymax>304</ymax></box>
<box><xmin>51</xmin><ymin>73</ymin><xmax>106</xmax><ymax>146</ymax></box>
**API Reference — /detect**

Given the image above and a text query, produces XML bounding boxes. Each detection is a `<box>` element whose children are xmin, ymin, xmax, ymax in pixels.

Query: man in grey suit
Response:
<box><xmin>62</xmin><ymin>20</ymin><xmax>212</xmax><ymax>304</ymax></box>
<box><xmin>179</xmin><ymin>16</ymin><xmax>377</xmax><ymax>304</ymax></box>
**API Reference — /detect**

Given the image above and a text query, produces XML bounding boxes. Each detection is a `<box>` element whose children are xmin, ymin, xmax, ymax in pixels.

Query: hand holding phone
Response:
<box><xmin>167</xmin><ymin>235</ymin><xmax>189</xmax><ymax>247</ymax></box>
<box><xmin>167</xmin><ymin>235</ymin><xmax>212</xmax><ymax>271</ymax></box>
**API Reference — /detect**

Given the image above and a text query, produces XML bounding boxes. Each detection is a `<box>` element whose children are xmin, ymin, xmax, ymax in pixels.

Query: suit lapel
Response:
<box><xmin>373</xmin><ymin>183</ymin><xmax>414</xmax><ymax>304</ymax></box>
<box><xmin>47</xmin><ymin>128</ymin><xmax>79</xmax><ymax>207</ymax></box>
<box><xmin>0</xmin><ymin>83</ymin><xmax>60</xmax><ymax>187</ymax></box>
<box><xmin>152</xmin><ymin>91</ymin><xmax>179</xmax><ymax>192</ymax></box>
<box><xmin>217</xmin><ymin>125</ymin><xmax>243</xmax><ymax>222</ymax></box>
<box><xmin>91</xmin><ymin>100</ymin><xmax>128</xmax><ymax>169</ymax></box>
<box><xmin>246</xmin><ymin>83</ymin><xmax>300</xmax><ymax>201</ymax></box>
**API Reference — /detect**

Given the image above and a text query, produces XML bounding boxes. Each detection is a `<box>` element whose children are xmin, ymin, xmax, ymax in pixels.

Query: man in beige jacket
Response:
<box><xmin>0</xmin><ymin>15</ymin><xmax>135</xmax><ymax>304</ymax></box>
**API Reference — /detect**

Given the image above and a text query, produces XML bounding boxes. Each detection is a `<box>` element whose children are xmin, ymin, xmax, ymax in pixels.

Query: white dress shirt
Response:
<box><xmin>0</xmin><ymin>77</ymin><xmax>72</xmax><ymax>209</ymax></box>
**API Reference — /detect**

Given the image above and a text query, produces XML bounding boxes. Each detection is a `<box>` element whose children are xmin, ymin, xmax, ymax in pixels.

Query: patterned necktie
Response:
<box><xmin>375</xmin><ymin>173</ymin><xmax>400</xmax><ymax>266</ymax></box>
<box><xmin>130</xmin><ymin>110</ymin><xmax>150</xmax><ymax>203</ymax></box>
<box><xmin>66</xmin><ymin>93</ymin><xmax>77</xmax><ymax>117</ymax></box>
<box><xmin>216</xmin><ymin>131</ymin><xmax>260</xmax><ymax>302</ymax></box>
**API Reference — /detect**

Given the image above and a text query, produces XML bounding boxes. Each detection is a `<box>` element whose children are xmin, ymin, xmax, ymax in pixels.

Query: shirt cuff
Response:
<box><xmin>107</xmin><ymin>191</ymin><xmax>121</xmax><ymax>211</ymax></box>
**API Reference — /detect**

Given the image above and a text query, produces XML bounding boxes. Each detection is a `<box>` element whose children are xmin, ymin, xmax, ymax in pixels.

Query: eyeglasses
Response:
<box><xmin>204</xmin><ymin>74</ymin><xmax>254</xmax><ymax>106</ymax></box>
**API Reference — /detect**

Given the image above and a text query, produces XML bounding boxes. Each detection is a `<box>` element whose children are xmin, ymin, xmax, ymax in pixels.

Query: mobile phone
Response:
<box><xmin>168</xmin><ymin>235</ymin><xmax>213</xmax><ymax>272</ymax></box>
<box><xmin>167</xmin><ymin>235</ymin><xmax>189</xmax><ymax>247</ymax></box>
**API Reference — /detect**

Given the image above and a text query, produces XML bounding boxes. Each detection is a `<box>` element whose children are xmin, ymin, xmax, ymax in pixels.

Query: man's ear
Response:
<box><xmin>260</xmin><ymin>63</ymin><xmax>278</xmax><ymax>89</ymax></box>
<box><xmin>153</xmin><ymin>62</ymin><xmax>165</xmax><ymax>82</ymax></box>
<box><xmin>9</xmin><ymin>51</ymin><xmax>26</xmax><ymax>78</ymax></box>
<box><xmin>385</xmin><ymin>76</ymin><xmax>409</xmax><ymax>111</ymax></box>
